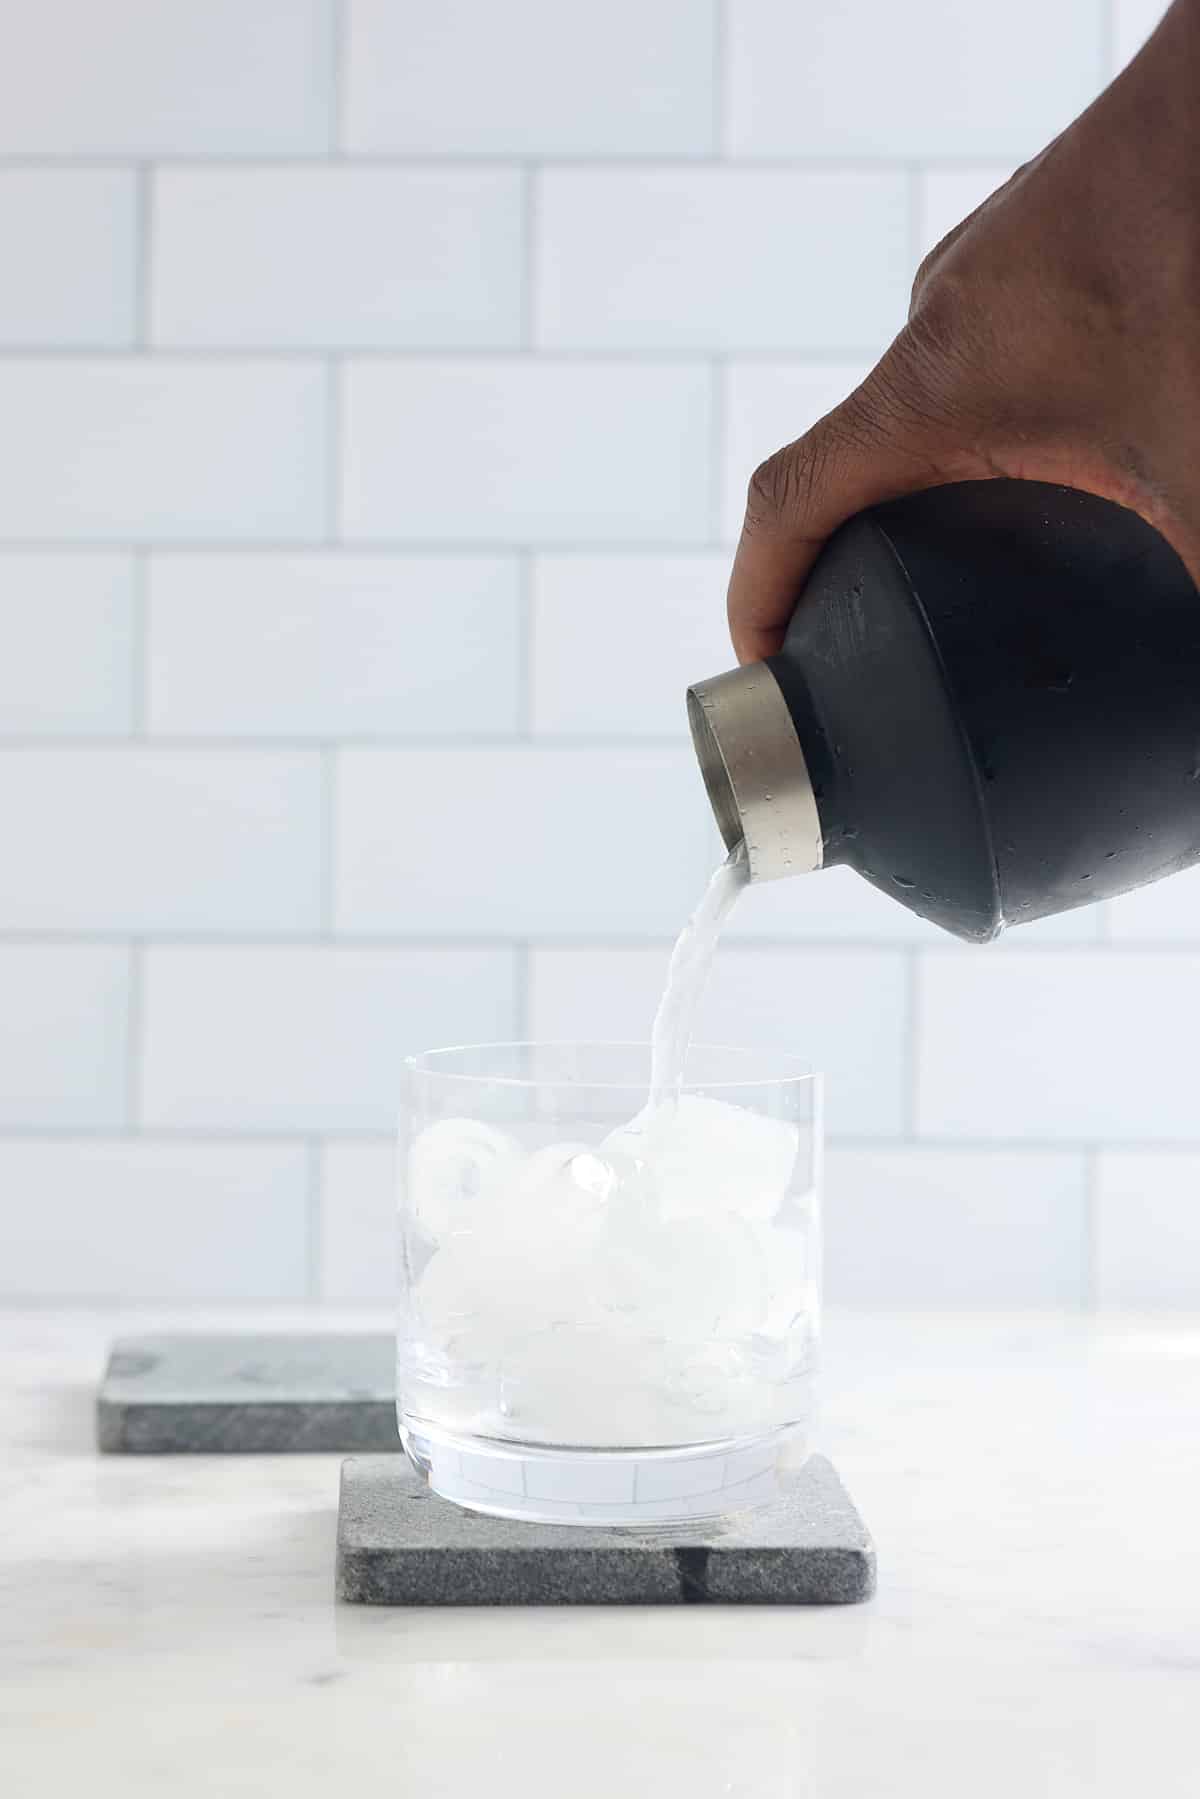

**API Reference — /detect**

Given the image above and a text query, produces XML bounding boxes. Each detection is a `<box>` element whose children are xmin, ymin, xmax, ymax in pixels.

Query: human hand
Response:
<box><xmin>727</xmin><ymin>0</ymin><xmax>1200</xmax><ymax>664</ymax></box>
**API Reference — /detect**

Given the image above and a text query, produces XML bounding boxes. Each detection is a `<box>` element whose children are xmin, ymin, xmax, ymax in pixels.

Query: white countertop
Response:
<box><xmin>1</xmin><ymin>1308</ymin><xmax>1197</xmax><ymax>1796</ymax></box>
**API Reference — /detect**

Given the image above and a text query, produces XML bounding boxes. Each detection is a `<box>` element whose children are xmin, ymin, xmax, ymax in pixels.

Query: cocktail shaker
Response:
<box><xmin>688</xmin><ymin>479</ymin><xmax>1200</xmax><ymax>941</ymax></box>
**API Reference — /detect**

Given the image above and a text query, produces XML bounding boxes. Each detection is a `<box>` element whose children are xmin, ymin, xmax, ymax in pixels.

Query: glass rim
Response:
<box><xmin>403</xmin><ymin>1040</ymin><xmax>820</xmax><ymax>1094</ymax></box>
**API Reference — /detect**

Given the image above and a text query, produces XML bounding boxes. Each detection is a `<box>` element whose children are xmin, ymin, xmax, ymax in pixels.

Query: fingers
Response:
<box><xmin>726</xmin><ymin>381</ymin><xmax>940</xmax><ymax>664</ymax></box>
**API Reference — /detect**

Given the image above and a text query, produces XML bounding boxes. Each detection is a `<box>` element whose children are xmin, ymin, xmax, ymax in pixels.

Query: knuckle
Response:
<box><xmin>744</xmin><ymin>435</ymin><xmax>834</xmax><ymax>537</ymax></box>
<box><xmin>909</xmin><ymin>178</ymin><xmax>1003</xmax><ymax>317</ymax></box>
<box><xmin>906</xmin><ymin>263</ymin><xmax>969</xmax><ymax>351</ymax></box>
<box><xmin>909</xmin><ymin>245</ymin><xmax>944</xmax><ymax>316</ymax></box>
<box><xmin>896</xmin><ymin>270</ymin><xmax>993</xmax><ymax>409</ymax></box>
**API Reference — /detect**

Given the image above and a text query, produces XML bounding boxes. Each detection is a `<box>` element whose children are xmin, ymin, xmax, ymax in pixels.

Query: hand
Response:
<box><xmin>727</xmin><ymin>0</ymin><xmax>1200</xmax><ymax>665</ymax></box>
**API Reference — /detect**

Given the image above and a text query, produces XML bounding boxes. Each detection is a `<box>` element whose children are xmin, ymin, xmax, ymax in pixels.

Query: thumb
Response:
<box><xmin>726</xmin><ymin>364</ymin><xmax>959</xmax><ymax>665</ymax></box>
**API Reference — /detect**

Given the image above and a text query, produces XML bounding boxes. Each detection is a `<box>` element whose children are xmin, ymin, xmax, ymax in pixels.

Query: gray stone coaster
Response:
<box><xmin>96</xmin><ymin>1333</ymin><xmax>399</xmax><ymax>1453</ymax></box>
<box><xmin>336</xmin><ymin>1453</ymin><xmax>875</xmax><ymax>1606</ymax></box>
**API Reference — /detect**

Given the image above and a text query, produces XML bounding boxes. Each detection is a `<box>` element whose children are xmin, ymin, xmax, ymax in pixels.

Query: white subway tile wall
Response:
<box><xmin>0</xmin><ymin>171</ymin><xmax>138</xmax><ymax>346</ymax></box>
<box><xmin>340</xmin><ymin>359</ymin><xmax>713</xmax><ymax>543</ymax></box>
<box><xmin>824</xmin><ymin>1149</ymin><xmax>1089</xmax><ymax>1309</ymax></box>
<box><xmin>721</xmin><ymin>361</ymin><xmax>879</xmax><ymax>544</ymax></box>
<box><xmin>0</xmin><ymin>945</ymin><xmax>130</xmax><ymax>1129</ymax></box>
<box><xmin>139</xmin><ymin>947</ymin><xmax>517</xmax><ymax>1132</ymax></box>
<box><xmin>0</xmin><ymin>0</ymin><xmax>1189</xmax><ymax>1311</ymax></box>
<box><xmin>915</xmin><ymin>167</ymin><xmax>1016</xmax><ymax>261</ymax></box>
<box><xmin>318</xmin><ymin>1140</ymin><xmax>398</xmax><ymax>1301</ymax></box>
<box><xmin>530</xmin><ymin>946</ymin><xmax>910</xmax><ymax>1139</ymax></box>
<box><xmin>1093</xmin><ymin>1152</ymin><xmax>1200</xmax><ymax>1309</ymax></box>
<box><xmin>1114</xmin><ymin>0</ymin><xmax>1172</xmax><ymax>67</ymax></box>
<box><xmin>0</xmin><ymin>0</ymin><xmax>335</xmax><ymax>155</ymax></box>
<box><xmin>334</xmin><ymin>747</ymin><xmax>715</xmax><ymax>935</ymax></box>
<box><xmin>727</xmin><ymin>0</ymin><xmax>1108</xmax><ymax>159</ymax></box>
<box><xmin>916</xmin><ymin>952</ymin><xmax>1200</xmax><ymax>1145</ymax></box>
<box><xmin>151</xmin><ymin>169</ymin><xmax>524</xmax><ymax>349</ymax></box>
<box><xmin>0</xmin><ymin>555</ymin><xmax>135</xmax><ymax>733</ymax></box>
<box><xmin>1106</xmin><ymin>862</ymin><xmax>1200</xmax><ymax>942</ymax></box>
<box><xmin>530</xmin><ymin>554</ymin><xmax>732</xmax><ymax>738</ymax></box>
<box><xmin>534</xmin><ymin>169</ymin><xmax>910</xmax><ymax>352</ymax></box>
<box><xmin>0</xmin><ymin>749</ymin><xmax>323</xmax><ymax>933</ymax></box>
<box><xmin>0</xmin><ymin>362</ymin><xmax>329</xmax><ymax>541</ymax></box>
<box><xmin>342</xmin><ymin>0</ymin><xmax>717</xmax><ymax>155</ymax></box>
<box><xmin>146</xmin><ymin>554</ymin><xmax>522</xmax><ymax>737</ymax></box>
<box><xmin>0</xmin><ymin>1140</ymin><xmax>310</xmax><ymax>1299</ymax></box>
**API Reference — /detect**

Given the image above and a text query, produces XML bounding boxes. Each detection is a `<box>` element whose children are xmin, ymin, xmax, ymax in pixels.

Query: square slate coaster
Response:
<box><xmin>336</xmin><ymin>1453</ymin><xmax>875</xmax><ymax>1606</ymax></box>
<box><xmin>96</xmin><ymin>1332</ymin><xmax>398</xmax><ymax>1454</ymax></box>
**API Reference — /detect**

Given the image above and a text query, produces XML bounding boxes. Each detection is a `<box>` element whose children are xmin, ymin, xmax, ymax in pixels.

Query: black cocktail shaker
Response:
<box><xmin>688</xmin><ymin>479</ymin><xmax>1200</xmax><ymax>942</ymax></box>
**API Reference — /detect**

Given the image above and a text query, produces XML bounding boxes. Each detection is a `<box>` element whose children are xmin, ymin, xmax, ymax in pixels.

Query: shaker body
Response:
<box><xmin>690</xmin><ymin>480</ymin><xmax>1200</xmax><ymax>942</ymax></box>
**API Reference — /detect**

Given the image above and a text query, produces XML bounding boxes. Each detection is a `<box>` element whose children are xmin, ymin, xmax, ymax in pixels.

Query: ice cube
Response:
<box><xmin>513</xmin><ymin>1142</ymin><xmax>622</xmax><ymax>1227</ymax></box>
<box><xmin>497</xmin><ymin>1321</ymin><xmax>684</xmax><ymax>1447</ymax></box>
<box><xmin>754</xmin><ymin>1220</ymin><xmax>809</xmax><ymax>1336</ymax></box>
<box><xmin>605</xmin><ymin>1094</ymin><xmax>799</xmax><ymax>1223</ymax></box>
<box><xmin>415</xmin><ymin>1144</ymin><xmax>624</xmax><ymax>1353</ymax></box>
<box><xmin>412</xmin><ymin>1239</ymin><xmax>539</xmax><ymax>1376</ymax></box>
<box><xmin>414</xmin><ymin>1237</ymin><xmax>487</xmax><ymax>1339</ymax></box>
<box><xmin>662</xmin><ymin>1340</ymin><xmax>754</xmax><ymax>1420</ymax></box>
<box><xmin>558</xmin><ymin>1149</ymin><xmax>619</xmax><ymax>1201</ymax></box>
<box><xmin>475</xmin><ymin>1142</ymin><xmax>610</xmax><ymax>1273</ymax></box>
<box><xmin>478</xmin><ymin>1141</ymin><xmax>653</xmax><ymax>1275</ymax></box>
<box><xmin>597</xmin><ymin>1211</ymin><xmax>767</xmax><ymax>1340</ymax></box>
<box><xmin>410</xmin><ymin>1237</ymin><xmax>522</xmax><ymax>1377</ymax></box>
<box><xmin>406</xmin><ymin>1116</ymin><xmax>520</xmax><ymax>1241</ymax></box>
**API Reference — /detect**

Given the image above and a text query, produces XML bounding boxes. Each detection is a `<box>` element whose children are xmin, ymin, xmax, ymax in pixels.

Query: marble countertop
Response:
<box><xmin>2</xmin><ymin>1308</ymin><xmax>1197</xmax><ymax>1796</ymax></box>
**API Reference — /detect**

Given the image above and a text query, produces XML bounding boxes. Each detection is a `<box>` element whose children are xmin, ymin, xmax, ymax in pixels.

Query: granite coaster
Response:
<box><xmin>336</xmin><ymin>1453</ymin><xmax>875</xmax><ymax>1606</ymax></box>
<box><xmin>96</xmin><ymin>1333</ymin><xmax>398</xmax><ymax>1453</ymax></box>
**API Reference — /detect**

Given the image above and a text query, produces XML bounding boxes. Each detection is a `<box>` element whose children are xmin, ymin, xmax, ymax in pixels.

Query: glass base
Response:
<box><xmin>398</xmin><ymin>1416</ymin><xmax>807</xmax><ymax>1527</ymax></box>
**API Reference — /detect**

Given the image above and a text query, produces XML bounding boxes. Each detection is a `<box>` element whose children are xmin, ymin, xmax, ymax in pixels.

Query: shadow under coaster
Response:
<box><xmin>336</xmin><ymin>1454</ymin><xmax>875</xmax><ymax>1607</ymax></box>
<box><xmin>96</xmin><ymin>1333</ymin><xmax>399</xmax><ymax>1453</ymax></box>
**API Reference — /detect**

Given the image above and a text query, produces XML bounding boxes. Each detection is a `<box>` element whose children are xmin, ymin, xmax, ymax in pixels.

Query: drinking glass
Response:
<box><xmin>397</xmin><ymin>1042</ymin><xmax>821</xmax><ymax>1526</ymax></box>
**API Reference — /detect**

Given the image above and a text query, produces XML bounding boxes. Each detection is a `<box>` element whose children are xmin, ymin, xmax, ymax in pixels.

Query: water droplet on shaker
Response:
<box><xmin>893</xmin><ymin>875</ymin><xmax>916</xmax><ymax>890</ymax></box>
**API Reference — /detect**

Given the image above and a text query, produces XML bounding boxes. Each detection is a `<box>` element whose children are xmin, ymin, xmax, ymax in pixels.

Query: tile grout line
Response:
<box><xmin>1101</xmin><ymin>0</ymin><xmax>1118</xmax><ymax>78</ymax></box>
<box><xmin>0</xmin><ymin>731</ymin><xmax>706</xmax><ymax>750</ymax></box>
<box><xmin>1081</xmin><ymin>1145</ymin><xmax>1099</xmax><ymax>1312</ymax></box>
<box><xmin>905</xmin><ymin>162</ymin><xmax>923</xmax><ymax>276</ymax></box>
<box><xmin>129</xmin><ymin>549</ymin><xmax>148</xmax><ymax>734</ymax></box>
<box><xmin>133</xmin><ymin>163</ymin><xmax>153</xmax><ymax>349</ymax></box>
<box><xmin>511</xmin><ymin>942</ymin><xmax>531</xmax><ymax>1040</ymax></box>
<box><xmin>124</xmin><ymin>940</ymin><xmax>144</xmax><ymax>1132</ymax></box>
<box><xmin>0</xmin><ymin>152</ymin><xmax>1031</xmax><ymax>172</ymax></box>
<box><xmin>708</xmin><ymin>357</ymin><xmax>727</xmax><ymax>543</ymax></box>
<box><xmin>329</xmin><ymin>0</ymin><xmax>347</xmax><ymax>155</ymax></box>
<box><xmin>0</xmin><ymin>926</ymin><xmax>1185</xmax><ymax>951</ymax></box>
<box><xmin>325</xmin><ymin>357</ymin><xmax>342</xmax><ymax>544</ymax></box>
<box><xmin>0</xmin><ymin>346</ymin><xmax>891</xmax><ymax>365</ymax></box>
<box><xmin>306</xmin><ymin>1137</ymin><xmax>324</xmax><ymax>1300</ymax></box>
<box><xmin>319</xmin><ymin>747</ymin><xmax>337</xmax><ymax>937</ymax></box>
<box><xmin>711</xmin><ymin>0</ymin><xmax>729</xmax><ymax>155</ymax></box>
<box><xmin>0</xmin><ymin>1125</ymin><xmax>1193</xmax><ymax>1154</ymax></box>
<box><xmin>521</xmin><ymin>166</ymin><xmax>538</xmax><ymax>350</ymax></box>
<box><xmin>515</xmin><ymin>548</ymin><xmax>535</xmax><ymax>737</ymax></box>
<box><xmin>904</xmin><ymin>949</ymin><xmax>922</xmax><ymax>1140</ymax></box>
<box><xmin>0</xmin><ymin>537</ymin><xmax>745</xmax><ymax>555</ymax></box>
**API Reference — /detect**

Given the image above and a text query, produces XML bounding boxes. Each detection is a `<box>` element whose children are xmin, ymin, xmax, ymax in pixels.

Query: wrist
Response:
<box><xmin>1056</xmin><ymin>0</ymin><xmax>1200</xmax><ymax>318</ymax></box>
<box><xmin>1107</xmin><ymin>0</ymin><xmax>1200</xmax><ymax>179</ymax></box>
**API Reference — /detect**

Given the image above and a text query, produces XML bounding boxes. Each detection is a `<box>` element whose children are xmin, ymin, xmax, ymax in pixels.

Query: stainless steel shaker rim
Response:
<box><xmin>687</xmin><ymin>662</ymin><xmax>824</xmax><ymax>883</ymax></box>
